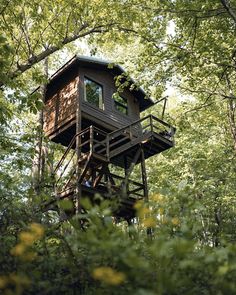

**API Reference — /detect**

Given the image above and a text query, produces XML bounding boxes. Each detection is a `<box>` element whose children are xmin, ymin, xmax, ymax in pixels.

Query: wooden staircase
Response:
<box><xmin>44</xmin><ymin>115</ymin><xmax>175</xmax><ymax>219</ymax></box>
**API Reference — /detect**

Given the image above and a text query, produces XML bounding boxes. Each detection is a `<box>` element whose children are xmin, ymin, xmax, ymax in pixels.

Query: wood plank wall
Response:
<box><xmin>44</xmin><ymin>69</ymin><xmax>78</xmax><ymax>136</ymax></box>
<box><xmin>43</xmin><ymin>64</ymin><xmax>141</xmax><ymax>139</ymax></box>
<box><xmin>79</xmin><ymin>66</ymin><xmax>140</xmax><ymax>130</ymax></box>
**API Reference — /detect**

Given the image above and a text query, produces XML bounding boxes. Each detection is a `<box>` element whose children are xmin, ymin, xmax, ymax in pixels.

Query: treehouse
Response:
<box><xmin>43</xmin><ymin>55</ymin><xmax>175</xmax><ymax>221</ymax></box>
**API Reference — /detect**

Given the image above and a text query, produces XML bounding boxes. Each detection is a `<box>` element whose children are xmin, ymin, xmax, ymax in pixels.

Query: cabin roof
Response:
<box><xmin>47</xmin><ymin>55</ymin><xmax>154</xmax><ymax>112</ymax></box>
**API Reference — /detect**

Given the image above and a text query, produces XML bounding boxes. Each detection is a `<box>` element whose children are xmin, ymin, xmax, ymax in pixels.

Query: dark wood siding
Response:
<box><xmin>79</xmin><ymin>66</ymin><xmax>140</xmax><ymax>130</ymax></box>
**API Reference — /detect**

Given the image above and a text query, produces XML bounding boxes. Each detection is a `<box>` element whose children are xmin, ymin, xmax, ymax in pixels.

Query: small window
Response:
<box><xmin>84</xmin><ymin>77</ymin><xmax>103</xmax><ymax>109</ymax></box>
<box><xmin>113</xmin><ymin>93</ymin><xmax>128</xmax><ymax>115</ymax></box>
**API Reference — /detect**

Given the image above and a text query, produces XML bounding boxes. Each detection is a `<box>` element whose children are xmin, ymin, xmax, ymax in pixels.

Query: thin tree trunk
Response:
<box><xmin>225</xmin><ymin>74</ymin><xmax>236</xmax><ymax>151</ymax></box>
<box><xmin>32</xmin><ymin>57</ymin><xmax>49</xmax><ymax>195</ymax></box>
<box><xmin>227</xmin><ymin>99</ymin><xmax>236</xmax><ymax>151</ymax></box>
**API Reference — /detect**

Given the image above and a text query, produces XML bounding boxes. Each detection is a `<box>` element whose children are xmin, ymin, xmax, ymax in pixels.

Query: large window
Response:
<box><xmin>113</xmin><ymin>93</ymin><xmax>128</xmax><ymax>115</ymax></box>
<box><xmin>84</xmin><ymin>77</ymin><xmax>103</xmax><ymax>109</ymax></box>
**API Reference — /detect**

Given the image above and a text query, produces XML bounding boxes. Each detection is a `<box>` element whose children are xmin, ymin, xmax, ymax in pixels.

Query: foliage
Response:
<box><xmin>1</xmin><ymin>0</ymin><xmax>236</xmax><ymax>294</ymax></box>
<box><xmin>1</xmin><ymin>196</ymin><xmax>236</xmax><ymax>295</ymax></box>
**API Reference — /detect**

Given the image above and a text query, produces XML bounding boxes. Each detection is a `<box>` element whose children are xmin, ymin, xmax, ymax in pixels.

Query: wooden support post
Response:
<box><xmin>89</xmin><ymin>125</ymin><xmax>93</xmax><ymax>153</ymax></box>
<box><xmin>121</xmin><ymin>148</ymin><xmax>141</xmax><ymax>197</ymax></box>
<box><xmin>93</xmin><ymin>163</ymin><xmax>107</xmax><ymax>187</ymax></box>
<box><xmin>161</xmin><ymin>98</ymin><xmax>167</xmax><ymax>120</ymax></box>
<box><xmin>75</xmin><ymin>75</ymin><xmax>82</xmax><ymax>220</ymax></box>
<box><xmin>124</xmin><ymin>156</ymin><xmax>129</xmax><ymax>176</ymax></box>
<box><xmin>103</xmin><ymin>165</ymin><xmax>115</xmax><ymax>196</ymax></box>
<box><xmin>140</xmin><ymin>147</ymin><xmax>152</xmax><ymax>236</ymax></box>
<box><xmin>140</xmin><ymin>148</ymin><xmax>148</xmax><ymax>201</ymax></box>
<box><xmin>124</xmin><ymin>156</ymin><xmax>129</xmax><ymax>196</ymax></box>
<box><xmin>78</xmin><ymin>155</ymin><xmax>91</xmax><ymax>184</ymax></box>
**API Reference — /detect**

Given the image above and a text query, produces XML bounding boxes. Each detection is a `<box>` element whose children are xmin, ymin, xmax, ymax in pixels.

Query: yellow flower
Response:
<box><xmin>30</xmin><ymin>223</ymin><xmax>44</xmax><ymax>238</ymax></box>
<box><xmin>138</xmin><ymin>207</ymin><xmax>150</xmax><ymax>218</ymax></box>
<box><xmin>10</xmin><ymin>244</ymin><xmax>26</xmax><ymax>256</ymax></box>
<box><xmin>134</xmin><ymin>200</ymin><xmax>151</xmax><ymax>218</ymax></box>
<box><xmin>0</xmin><ymin>276</ymin><xmax>8</xmax><ymax>289</ymax></box>
<box><xmin>134</xmin><ymin>200</ymin><xmax>144</xmax><ymax>210</ymax></box>
<box><xmin>159</xmin><ymin>207</ymin><xmax>164</xmax><ymax>215</ymax></box>
<box><xmin>92</xmin><ymin>267</ymin><xmax>126</xmax><ymax>285</ymax></box>
<box><xmin>171</xmin><ymin>217</ymin><xmax>180</xmax><ymax>226</ymax></box>
<box><xmin>142</xmin><ymin>217</ymin><xmax>156</xmax><ymax>228</ymax></box>
<box><xmin>152</xmin><ymin>194</ymin><xmax>164</xmax><ymax>202</ymax></box>
<box><xmin>19</xmin><ymin>232</ymin><xmax>36</xmax><ymax>246</ymax></box>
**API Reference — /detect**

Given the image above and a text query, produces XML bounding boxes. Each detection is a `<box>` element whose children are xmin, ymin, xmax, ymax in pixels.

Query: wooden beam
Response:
<box><xmin>121</xmin><ymin>148</ymin><xmax>141</xmax><ymax>196</ymax></box>
<box><xmin>75</xmin><ymin>74</ymin><xmax>82</xmax><ymax>218</ymax></box>
<box><xmin>141</xmin><ymin>147</ymin><xmax>152</xmax><ymax>236</ymax></box>
<box><xmin>105</xmin><ymin>165</ymin><xmax>116</xmax><ymax>186</ymax></box>
<box><xmin>93</xmin><ymin>163</ymin><xmax>107</xmax><ymax>187</ymax></box>
<box><xmin>140</xmin><ymin>148</ymin><xmax>148</xmax><ymax>201</ymax></box>
<box><xmin>77</xmin><ymin>155</ymin><xmax>92</xmax><ymax>184</ymax></box>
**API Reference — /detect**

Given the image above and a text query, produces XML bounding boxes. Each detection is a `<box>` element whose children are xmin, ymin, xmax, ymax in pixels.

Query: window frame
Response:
<box><xmin>84</xmin><ymin>76</ymin><xmax>104</xmax><ymax>110</ymax></box>
<box><xmin>113</xmin><ymin>93</ymin><xmax>128</xmax><ymax>116</ymax></box>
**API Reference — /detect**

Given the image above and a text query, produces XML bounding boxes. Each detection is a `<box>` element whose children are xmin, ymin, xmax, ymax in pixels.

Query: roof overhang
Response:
<box><xmin>46</xmin><ymin>55</ymin><xmax>154</xmax><ymax>112</ymax></box>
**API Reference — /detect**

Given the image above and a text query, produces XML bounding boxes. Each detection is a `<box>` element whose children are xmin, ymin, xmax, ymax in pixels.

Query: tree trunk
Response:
<box><xmin>32</xmin><ymin>58</ymin><xmax>49</xmax><ymax>196</ymax></box>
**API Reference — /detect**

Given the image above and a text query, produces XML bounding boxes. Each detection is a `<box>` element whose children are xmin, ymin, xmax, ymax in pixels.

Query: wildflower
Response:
<box><xmin>10</xmin><ymin>244</ymin><xmax>26</xmax><ymax>256</ymax></box>
<box><xmin>0</xmin><ymin>276</ymin><xmax>8</xmax><ymax>289</ymax></box>
<box><xmin>30</xmin><ymin>223</ymin><xmax>44</xmax><ymax>238</ymax></box>
<box><xmin>134</xmin><ymin>200</ymin><xmax>144</xmax><ymax>210</ymax></box>
<box><xmin>92</xmin><ymin>267</ymin><xmax>126</xmax><ymax>285</ymax></box>
<box><xmin>19</xmin><ymin>232</ymin><xmax>36</xmax><ymax>246</ymax></box>
<box><xmin>137</xmin><ymin>207</ymin><xmax>150</xmax><ymax>218</ymax></box>
<box><xmin>143</xmin><ymin>217</ymin><xmax>156</xmax><ymax>228</ymax></box>
<box><xmin>152</xmin><ymin>194</ymin><xmax>164</xmax><ymax>202</ymax></box>
<box><xmin>159</xmin><ymin>207</ymin><xmax>164</xmax><ymax>215</ymax></box>
<box><xmin>171</xmin><ymin>217</ymin><xmax>180</xmax><ymax>226</ymax></box>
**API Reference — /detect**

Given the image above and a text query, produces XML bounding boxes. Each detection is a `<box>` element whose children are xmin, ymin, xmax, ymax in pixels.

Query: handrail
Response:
<box><xmin>54</xmin><ymin>126</ymin><xmax>91</xmax><ymax>172</ymax></box>
<box><xmin>92</xmin><ymin>114</ymin><xmax>175</xmax><ymax>159</ymax></box>
<box><xmin>108</xmin><ymin>114</ymin><xmax>173</xmax><ymax>139</ymax></box>
<box><xmin>54</xmin><ymin>115</ymin><xmax>175</xmax><ymax>188</ymax></box>
<box><xmin>54</xmin><ymin>125</ymin><xmax>108</xmax><ymax>174</ymax></box>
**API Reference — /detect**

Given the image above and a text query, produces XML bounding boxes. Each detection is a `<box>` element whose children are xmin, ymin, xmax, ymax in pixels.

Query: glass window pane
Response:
<box><xmin>113</xmin><ymin>94</ymin><xmax>128</xmax><ymax>115</ymax></box>
<box><xmin>84</xmin><ymin>78</ymin><xmax>103</xmax><ymax>109</ymax></box>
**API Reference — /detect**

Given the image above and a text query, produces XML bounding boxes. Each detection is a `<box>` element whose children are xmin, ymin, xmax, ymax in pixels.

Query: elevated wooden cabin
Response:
<box><xmin>43</xmin><ymin>56</ymin><xmax>175</xmax><ymax>222</ymax></box>
<box><xmin>44</xmin><ymin>55</ymin><xmax>153</xmax><ymax>146</ymax></box>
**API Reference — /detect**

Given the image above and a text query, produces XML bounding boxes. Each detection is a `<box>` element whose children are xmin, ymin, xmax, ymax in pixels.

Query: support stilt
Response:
<box><xmin>141</xmin><ymin>147</ymin><xmax>152</xmax><ymax>236</ymax></box>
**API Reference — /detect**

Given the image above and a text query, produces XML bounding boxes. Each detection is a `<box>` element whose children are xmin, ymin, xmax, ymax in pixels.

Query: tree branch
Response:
<box><xmin>220</xmin><ymin>0</ymin><xmax>236</xmax><ymax>24</ymax></box>
<box><xmin>0</xmin><ymin>24</ymin><xmax>115</xmax><ymax>88</ymax></box>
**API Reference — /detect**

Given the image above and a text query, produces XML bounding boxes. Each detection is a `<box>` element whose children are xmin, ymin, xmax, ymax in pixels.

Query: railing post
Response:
<box><xmin>106</xmin><ymin>135</ymin><xmax>110</xmax><ymax>160</ymax></box>
<box><xmin>90</xmin><ymin>125</ymin><xmax>93</xmax><ymax>153</ymax></box>
<box><xmin>150</xmin><ymin>115</ymin><xmax>153</xmax><ymax>133</ymax></box>
<box><xmin>129</xmin><ymin>125</ymin><xmax>132</xmax><ymax>139</ymax></box>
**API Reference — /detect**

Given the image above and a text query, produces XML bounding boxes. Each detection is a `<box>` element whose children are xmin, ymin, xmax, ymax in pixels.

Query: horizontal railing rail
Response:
<box><xmin>54</xmin><ymin>115</ymin><xmax>175</xmax><ymax>192</ymax></box>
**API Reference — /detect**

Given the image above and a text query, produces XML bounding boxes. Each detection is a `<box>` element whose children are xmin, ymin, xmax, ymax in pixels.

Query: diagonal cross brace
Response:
<box><xmin>121</xmin><ymin>147</ymin><xmax>141</xmax><ymax>195</ymax></box>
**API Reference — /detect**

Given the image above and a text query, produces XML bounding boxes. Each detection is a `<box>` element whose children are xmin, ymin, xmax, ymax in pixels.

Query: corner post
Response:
<box><xmin>140</xmin><ymin>146</ymin><xmax>152</xmax><ymax>236</ymax></box>
<box><xmin>90</xmin><ymin>125</ymin><xmax>94</xmax><ymax>154</ymax></box>
<box><xmin>75</xmin><ymin>73</ymin><xmax>82</xmax><ymax>221</ymax></box>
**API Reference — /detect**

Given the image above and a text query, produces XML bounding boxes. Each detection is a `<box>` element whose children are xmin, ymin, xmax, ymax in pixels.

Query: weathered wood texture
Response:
<box><xmin>44</xmin><ymin>67</ymin><xmax>78</xmax><ymax>137</ymax></box>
